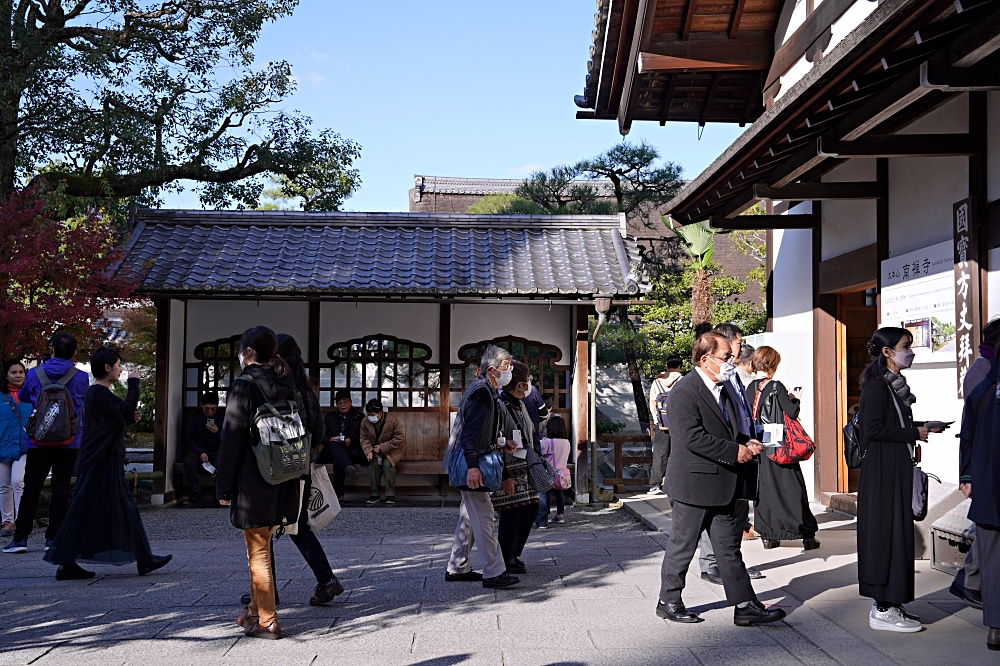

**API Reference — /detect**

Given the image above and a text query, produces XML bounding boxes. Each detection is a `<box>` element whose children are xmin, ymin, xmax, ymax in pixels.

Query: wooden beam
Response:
<box><xmin>729</xmin><ymin>0</ymin><xmax>747</xmax><ymax>39</ymax></box>
<box><xmin>308</xmin><ymin>299</ymin><xmax>320</xmax><ymax>390</ymax></box>
<box><xmin>948</xmin><ymin>4</ymin><xmax>1000</xmax><ymax>67</ymax></box>
<box><xmin>642</xmin><ymin>34</ymin><xmax>772</xmax><ymax>70</ymax></box>
<box><xmin>764</xmin><ymin>0</ymin><xmax>857</xmax><ymax>91</ymax></box>
<box><xmin>919</xmin><ymin>59</ymin><xmax>1000</xmax><ymax>91</ymax></box>
<box><xmin>711</xmin><ymin>213</ymin><xmax>818</xmax><ymax>230</ymax></box>
<box><xmin>681</xmin><ymin>0</ymin><xmax>697</xmax><ymax>40</ymax></box>
<box><xmin>818</xmin><ymin>133</ymin><xmax>977</xmax><ymax>157</ymax></box>
<box><xmin>638</xmin><ymin>53</ymin><xmax>767</xmax><ymax>72</ymax></box>
<box><xmin>438</xmin><ymin>303</ymin><xmax>451</xmax><ymax>459</ymax></box>
<box><xmin>658</xmin><ymin>73</ymin><xmax>678</xmax><ymax>125</ymax></box>
<box><xmin>818</xmin><ymin>243</ymin><xmax>878</xmax><ymax>294</ymax></box>
<box><xmin>153</xmin><ymin>298</ymin><xmax>171</xmax><ymax>497</ymax></box>
<box><xmin>573</xmin><ymin>306</ymin><xmax>590</xmax><ymax>454</ymax></box>
<box><xmin>700</xmin><ymin>73</ymin><xmax>720</xmax><ymax>125</ymax></box>
<box><xmin>876</xmin><ymin>158</ymin><xmax>889</xmax><ymax>309</ymax></box>
<box><xmin>754</xmin><ymin>181</ymin><xmax>883</xmax><ymax>201</ymax></box>
<box><xmin>739</xmin><ymin>70</ymin><xmax>761</xmax><ymax>126</ymax></box>
<box><xmin>617</xmin><ymin>0</ymin><xmax>657</xmax><ymax>135</ymax></box>
<box><xmin>608</xmin><ymin>0</ymin><xmax>641</xmax><ymax>116</ymax></box>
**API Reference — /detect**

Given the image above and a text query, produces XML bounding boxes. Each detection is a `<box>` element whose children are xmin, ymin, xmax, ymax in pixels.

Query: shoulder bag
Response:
<box><xmin>886</xmin><ymin>383</ymin><xmax>935</xmax><ymax>521</ymax></box>
<box><xmin>448</xmin><ymin>392</ymin><xmax>504</xmax><ymax>493</ymax></box>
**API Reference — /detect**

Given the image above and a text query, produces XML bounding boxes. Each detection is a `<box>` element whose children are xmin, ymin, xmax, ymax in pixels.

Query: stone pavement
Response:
<box><xmin>0</xmin><ymin>502</ymin><xmax>995</xmax><ymax>666</ymax></box>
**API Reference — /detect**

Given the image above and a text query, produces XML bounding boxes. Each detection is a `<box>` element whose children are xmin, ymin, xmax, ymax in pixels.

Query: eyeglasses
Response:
<box><xmin>709</xmin><ymin>354</ymin><xmax>734</xmax><ymax>363</ymax></box>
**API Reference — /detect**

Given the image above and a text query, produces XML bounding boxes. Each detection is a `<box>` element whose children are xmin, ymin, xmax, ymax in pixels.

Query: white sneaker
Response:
<box><xmin>647</xmin><ymin>485</ymin><xmax>664</xmax><ymax>495</ymax></box>
<box><xmin>869</xmin><ymin>603</ymin><xmax>922</xmax><ymax>633</ymax></box>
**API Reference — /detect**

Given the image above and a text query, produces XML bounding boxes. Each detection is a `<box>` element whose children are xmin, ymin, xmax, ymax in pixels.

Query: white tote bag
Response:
<box><xmin>307</xmin><ymin>464</ymin><xmax>341</xmax><ymax>533</ymax></box>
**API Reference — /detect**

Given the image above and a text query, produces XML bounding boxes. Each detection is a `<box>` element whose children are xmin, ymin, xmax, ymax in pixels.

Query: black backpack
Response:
<box><xmin>26</xmin><ymin>367</ymin><xmax>80</xmax><ymax>446</ymax></box>
<box><xmin>843</xmin><ymin>410</ymin><xmax>864</xmax><ymax>469</ymax></box>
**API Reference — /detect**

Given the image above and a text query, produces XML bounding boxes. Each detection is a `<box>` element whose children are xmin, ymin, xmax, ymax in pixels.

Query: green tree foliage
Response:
<box><xmin>1</xmin><ymin>1</ymin><xmax>361</xmax><ymax>211</ymax></box>
<box><xmin>670</xmin><ymin>219</ymin><xmax>717</xmax><ymax>326</ymax></box>
<box><xmin>466</xmin><ymin>193</ymin><xmax>531</xmax><ymax>214</ymax></box>
<box><xmin>513</xmin><ymin>166</ymin><xmax>616</xmax><ymax>215</ymax></box>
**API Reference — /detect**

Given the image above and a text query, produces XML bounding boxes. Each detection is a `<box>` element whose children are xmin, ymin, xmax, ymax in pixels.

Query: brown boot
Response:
<box><xmin>236</xmin><ymin>608</ymin><xmax>258</xmax><ymax>628</ymax></box>
<box><xmin>245</xmin><ymin>619</ymin><xmax>282</xmax><ymax>640</ymax></box>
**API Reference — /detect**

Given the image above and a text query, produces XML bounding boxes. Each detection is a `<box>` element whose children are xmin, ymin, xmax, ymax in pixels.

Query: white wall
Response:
<box><xmin>821</xmin><ymin>159</ymin><xmax>877</xmax><ymax>260</ymax></box>
<box><xmin>450</xmin><ymin>304</ymin><xmax>573</xmax><ymax>363</ymax></box>
<box><xmin>991</xmin><ymin>249</ymin><xmax>1000</xmax><ymax>320</ymax></box>
<box><xmin>889</xmin><ymin>95</ymin><xmax>969</xmax><ymax>257</ymax></box>
<box><xmin>769</xmin><ymin>215</ymin><xmax>817</xmax><ymax>499</ymax></box>
<box><xmin>596</xmin><ymin>363</ymin><xmax>649</xmax><ymax>433</ymax></box>
<box><xmin>160</xmin><ymin>299</ymin><xmax>186</xmax><ymax>500</ymax></box>
<box><xmin>320</xmin><ymin>301</ymin><xmax>441</xmax><ymax>361</ymax></box>
<box><xmin>185</xmin><ymin>300</ymin><xmax>310</xmax><ymax>363</ymax></box>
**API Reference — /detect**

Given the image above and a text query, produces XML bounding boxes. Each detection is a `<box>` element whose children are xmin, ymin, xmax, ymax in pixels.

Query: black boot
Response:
<box><xmin>310</xmin><ymin>576</ymin><xmax>345</xmax><ymax>605</ymax></box>
<box><xmin>56</xmin><ymin>562</ymin><xmax>96</xmax><ymax>580</ymax></box>
<box><xmin>137</xmin><ymin>553</ymin><xmax>172</xmax><ymax>576</ymax></box>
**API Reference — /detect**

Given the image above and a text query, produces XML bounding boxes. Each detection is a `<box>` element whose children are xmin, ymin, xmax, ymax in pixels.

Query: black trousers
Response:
<box><xmin>650</xmin><ymin>429</ymin><xmax>670</xmax><ymax>487</ymax></box>
<box><xmin>14</xmin><ymin>448</ymin><xmax>78</xmax><ymax>542</ymax></box>
<box><xmin>498</xmin><ymin>502</ymin><xmax>537</xmax><ymax>566</ymax></box>
<box><xmin>316</xmin><ymin>443</ymin><xmax>364</xmax><ymax>499</ymax></box>
<box><xmin>182</xmin><ymin>451</ymin><xmax>218</xmax><ymax>497</ymax></box>
<box><xmin>658</xmin><ymin>499</ymin><xmax>756</xmax><ymax>606</ymax></box>
<box><xmin>286</xmin><ymin>472</ymin><xmax>334</xmax><ymax>584</ymax></box>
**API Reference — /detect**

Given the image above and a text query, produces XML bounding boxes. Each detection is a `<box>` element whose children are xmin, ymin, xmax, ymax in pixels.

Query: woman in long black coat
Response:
<box><xmin>216</xmin><ymin>327</ymin><xmax>301</xmax><ymax>640</ymax></box>
<box><xmin>44</xmin><ymin>347</ymin><xmax>171</xmax><ymax>580</ymax></box>
<box><xmin>746</xmin><ymin>346</ymin><xmax>819</xmax><ymax>550</ymax></box>
<box><xmin>856</xmin><ymin>327</ymin><xmax>942</xmax><ymax>633</ymax></box>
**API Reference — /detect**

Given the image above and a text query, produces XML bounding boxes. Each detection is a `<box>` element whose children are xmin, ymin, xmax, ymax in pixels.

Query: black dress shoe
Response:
<box><xmin>483</xmin><ymin>573</ymin><xmax>519</xmax><ymax>589</ymax></box>
<box><xmin>656</xmin><ymin>601</ymin><xmax>701</xmax><ymax>623</ymax></box>
<box><xmin>700</xmin><ymin>571</ymin><xmax>723</xmax><ymax>585</ymax></box>
<box><xmin>345</xmin><ymin>465</ymin><xmax>360</xmax><ymax>479</ymax></box>
<box><xmin>803</xmin><ymin>538</ymin><xmax>821</xmax><ymax>551</ymax></box>
<box><xmin>762</xmin><ymin>540</ymin><xmax>781</xmax><ymax>549</ymax></box>
<box><xmin>734</xmin><ymin>599</ymin><xmax>786</xmax><ymax>626</ymax></box>
<box><xmin>445</xmin><ymin>570</ymin><xmax>483</xmax><ymax>582</ymax></box>
<box><xmin>137</xmin><ymin>553</ymin><xmax>172</xmax><ymax>576</ymax></box>
<box><xmin>310</xmin><ymin>577</ymin><xmax>345</xmax><ymax>605</ymax></box>
<box><xmin>747</xmin><ymin>567</ymin><xmax>765</xmax><ymax>579</ymax></box>
<box><xmin>988</xmin><ymin>627</ymin><xmax>999</xmax><ymax>651</ymax></box>
<box><xmin>505</xmin><ymin>561</ymin><xmax>527</xmax><ymax>575</ymax></box>
<box><xmin>950</xmin><ymin>580</ymin><xmax>984</xmax><ymax>609</ymax></box>
<box><xmin>55</xmin><ymin>563</ymin><xmax>96</xmax><ymax>580</ymax></box>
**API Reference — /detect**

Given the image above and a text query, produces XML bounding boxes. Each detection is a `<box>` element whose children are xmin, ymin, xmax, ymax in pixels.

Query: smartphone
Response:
<box><xmin>793</xmin><ymin>387</ymin><xmax>802</xmax><ymax>392</ymax></box>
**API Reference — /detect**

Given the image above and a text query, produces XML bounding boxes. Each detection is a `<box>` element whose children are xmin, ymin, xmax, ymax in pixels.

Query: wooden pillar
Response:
<box><xmin>765</xmin><ymin>229</ymin><xmax>774</xmax><ymax>332</ymax></box>
<box><xmin>153</xmin><ymin>298</ymin><xmax>171</xmax><ymax>496</ymax></box>
<box><xmin>439</xmin><ymin>303</ymin><xmax>452</xmax><ymax>457</ymax></box>
<box><xmin>811</xmin><ymin>203</ymin><xmax>839</xmax><ymax>499</ymax></box>
<box><xmin>970</xmin><ymin>91</ymin><xmax>989</xmax><ymax>321</ymax></box>
<box><xmin>308</xmin><ymin>299</ymin><xmax>320</xmax><ymax>390</ymax></box>
<box><xmin>875</xmin><ymin>158</ymin><xmax>889</xmax><ymax>320</ymax></box>
<box><xmin>573</xmin><ymin>305</ymin><xmax>590</xmax><ymax>459</ymax></box>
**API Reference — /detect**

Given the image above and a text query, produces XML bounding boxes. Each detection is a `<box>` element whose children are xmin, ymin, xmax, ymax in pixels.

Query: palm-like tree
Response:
<box><xmin>666</xmin><ymin>218</ymin><xmax>718</xmax><ymax>327</ymax></box>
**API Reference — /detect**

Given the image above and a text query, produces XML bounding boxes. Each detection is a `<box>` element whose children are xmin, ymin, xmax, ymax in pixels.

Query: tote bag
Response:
<box><xmin>307</xmin><ymin>464</ymin><xmax>341</xmax><ymax>533</ymax></box>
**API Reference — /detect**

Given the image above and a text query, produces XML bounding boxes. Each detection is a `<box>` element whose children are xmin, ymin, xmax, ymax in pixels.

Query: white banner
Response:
<box><xmin>880</xmin><ymin>240</ymin><xmax>955</xmax><ymax>364</ymax></box>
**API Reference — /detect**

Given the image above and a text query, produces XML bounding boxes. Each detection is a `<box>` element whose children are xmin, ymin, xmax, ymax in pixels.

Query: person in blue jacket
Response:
<box><xmin>0</xmin><ymin>361</ymin><xmax>31</xmax><ymax>537</ymax></box>
<box><xmin>3</xmin><ymin>333</ymin><xmax>89</xmax><ymax>554</ymax></box>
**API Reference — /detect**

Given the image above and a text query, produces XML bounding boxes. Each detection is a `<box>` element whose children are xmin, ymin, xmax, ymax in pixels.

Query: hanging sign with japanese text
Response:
<box><xmin>953</xmin><ymin>198</ymin><xmax>980</xmax><ymax>399</ymax></box>
<box><xmin>880</xmin><ymin>240</ymin><xmax>955</xmax><ymax>364</ymax></box>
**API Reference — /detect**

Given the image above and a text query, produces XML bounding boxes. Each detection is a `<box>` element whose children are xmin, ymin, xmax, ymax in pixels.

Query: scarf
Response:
<box><xmin>980</xmin><ymin>344</ymin><xmax>995</xmax><ymax>360</ymax></box>
<box><xmin>884</xmin><ymin>369</ymin><xmax>916</xmax><ymax>406</ymax></box>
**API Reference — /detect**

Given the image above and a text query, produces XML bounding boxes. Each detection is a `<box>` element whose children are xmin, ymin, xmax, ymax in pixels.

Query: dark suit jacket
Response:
<box><xmin>664</xmin><ymin>370</ymin><xmax>744</xmax><ymax>506</ymax></box>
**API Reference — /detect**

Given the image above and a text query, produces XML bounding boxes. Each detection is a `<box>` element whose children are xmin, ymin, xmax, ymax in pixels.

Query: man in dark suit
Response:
<box><xmin>655</xmin><ymin>332</ymin><xmax>785</xmax><ymax>627</ymax></box>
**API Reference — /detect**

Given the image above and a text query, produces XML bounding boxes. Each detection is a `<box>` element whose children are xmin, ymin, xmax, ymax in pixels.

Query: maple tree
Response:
<box><xmin>0</xmin><ymin>188</ymin><xmax>135</xmax><ymax>361</ymax></box>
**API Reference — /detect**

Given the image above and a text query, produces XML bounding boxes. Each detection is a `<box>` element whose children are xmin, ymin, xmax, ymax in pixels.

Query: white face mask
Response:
<box><xmin>496</xmin><ymin>369</ymin><xmax>513</xmax><ymax>386</ymax></box>
<box><xmin>892</xmin><ymin>349</ymin><xmax>915</xmax><ymax>369</ymax></box>
<box><xmin>367</xmin><ymin>414</ymin><xmax>380</xmax><ymax>423</ymax></box>
<box><xmin>709</xmin><ymin>357</ymin><xmax>735</xmax><ymax>383</ymax></box>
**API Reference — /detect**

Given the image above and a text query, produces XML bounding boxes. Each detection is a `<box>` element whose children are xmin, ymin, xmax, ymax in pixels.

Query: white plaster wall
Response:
<box><xmin>320</xmin><ymin>302</ymin><xmax>440</xmax><ymax>361</ymax></box>
<box><xmin>769</xmin><ymin>216</ymin><xmax>817</xmax><ymax>499</ymax></box>
<box><xmin>989</xmin><ymin>92</ymin><xmax>1000</xmax><ymax>202</ymax></box>
<box><xmin>450</xmin><ymin>304</ymin><xmax>573</xmax><ymax>363</ymax></box>
<box><xmin>821</xmin><ymin>159</ymin><xmax>877</xmax><ymax>260</ymax></box>
<box><xmin>991</xmin><ymin>248</ymin><xmax>1000</xmax><ymax>320</ymax></box>
<box><xmin>889</xmin><ymin>95</ymin><xmax>969</xmax><ymax>257</ymax></box>
<box><xmin>596</xmin><ymin>363</ymin><xmax>648</xmax><ymax>433</ymax></box>
<box><xmin>185</xmin><ymin>300</ymin><xmax>310</xmax><ymax>363</ymax></box>
<box><xmin>163</xmin><ymin>299</ymin><xmax>186</xmax><ymax>498</ymax></box>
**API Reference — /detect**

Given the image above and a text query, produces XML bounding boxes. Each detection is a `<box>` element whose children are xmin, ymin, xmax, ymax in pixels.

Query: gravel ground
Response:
<box><xmin>139</xmin><ymin>502</ymin><xmax>647</xmax><ymax>541</ymax></box>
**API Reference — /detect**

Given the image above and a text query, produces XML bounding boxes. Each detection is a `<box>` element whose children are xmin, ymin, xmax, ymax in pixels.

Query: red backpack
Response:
<box><xmin>752</xmin><ymin>379</ymin><xmax>815</xmax><ymax>465</ymax></box>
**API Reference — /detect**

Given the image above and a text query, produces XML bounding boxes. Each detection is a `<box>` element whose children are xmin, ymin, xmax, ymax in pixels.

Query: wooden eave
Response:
<box><xmin>579</xmin><ymin>0</ymin><xmax>783</xmax><ymax>130</ymax></box>
<box><xmin>662</xmin><ymin>0</ymin><xmax>1000</xmax><ymax>224</ymax></box>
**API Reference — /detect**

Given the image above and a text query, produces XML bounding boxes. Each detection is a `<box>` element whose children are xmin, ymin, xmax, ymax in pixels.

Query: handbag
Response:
<box><xmin>753</xmin><ymin>381</ymin><xmax>815</xmax><ymax>465</ymax></box>
<box><xmin>525</xmin><ymin>446</ymin><xmax>555</xmax><ymax>493</ymax></box>
<box><xmin>886</xmin><ymin>383</ymin><xmax>938</xmax><ymax>521</ymax></box>
<box><xmin>307</xmin><ymin>464</ymin><xmax>340</xmax><ymax>533</ymax></box>
<box><xmin>843</xmin><ymin>410</ymin><xmax>864</xmax><ymax>469</ymax></box>
<box><xmin>448</xmin><ymin>396</ymin><xmax>504</xmax><ymax>493</ymax></box>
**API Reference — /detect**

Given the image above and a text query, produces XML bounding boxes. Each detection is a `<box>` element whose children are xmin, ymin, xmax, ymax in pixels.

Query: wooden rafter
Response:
<box><xmin>729</xmin><ymin>0</ymin><xmax>747</xmax><ymax>39</ymax></box>
<box><xmin>700</xmin><ymin>73</ymin><xmax>720</xmax><ymax>125</ymax></box>
<box><xmin>658</xmin><ymin>73</ymin><xmax>679</xmax><ymax>125</ymax></box>
<box><xmin>681</xmin><ymin>0</ymin><xmax>697</xmax><ymax>40</ymax></box>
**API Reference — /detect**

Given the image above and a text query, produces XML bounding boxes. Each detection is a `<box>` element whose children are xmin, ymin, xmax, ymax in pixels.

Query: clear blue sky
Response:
<box><xmin>169</xmin><ymin>0</ymin><xmax>744</xmax><ymax>212</ymax></box>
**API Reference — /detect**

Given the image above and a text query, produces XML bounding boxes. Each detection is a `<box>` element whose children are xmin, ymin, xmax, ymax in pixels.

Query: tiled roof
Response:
<box><xmin>412</xmin><ymin>175</ymin><xmax>617</xmax><ymax>197</ymax></box>
<box><xmin>120</xmin><ymin>210</ymin><xmax>646</xmax><ymax>297</ymax></box>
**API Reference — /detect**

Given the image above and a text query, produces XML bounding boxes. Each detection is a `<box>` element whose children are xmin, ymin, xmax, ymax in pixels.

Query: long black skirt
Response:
<box><xmin>753</xmin><ymin>456</ymin><xmax>818</xmax><ymax>542</ymax></box>
<box><xmin>44</xmin><ymin>455</ymin><xmax>152</xmax><ymax>566</ymax></box>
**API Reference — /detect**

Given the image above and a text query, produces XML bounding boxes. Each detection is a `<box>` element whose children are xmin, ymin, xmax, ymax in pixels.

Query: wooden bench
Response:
<box><xmin>600</xmin><ymin>433</ymin><xmax>653</xmax><ymax>493</ymax></box>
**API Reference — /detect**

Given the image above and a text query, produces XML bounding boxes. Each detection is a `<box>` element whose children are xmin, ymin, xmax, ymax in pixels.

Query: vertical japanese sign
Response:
<box><xmin>953</xmin><ymin>198</ymin><xmax>980</xmax><ymax>399</ymax></box>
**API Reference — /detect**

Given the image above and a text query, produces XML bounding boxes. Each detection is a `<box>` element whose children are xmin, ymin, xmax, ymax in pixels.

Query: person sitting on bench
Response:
<box><xmin>181</xmin><ymin>392</ymin><xmax>224</xmax><ymax>506</ymax></box>
<box><xmin>318</xmin><ymin>389</ymin><xmax>366</xmax><ymax>500</ymax></box>
<box><xmin>361</xmin><ymin>400</ymin><xmax>405</xmax><ymax>506</ymax></box>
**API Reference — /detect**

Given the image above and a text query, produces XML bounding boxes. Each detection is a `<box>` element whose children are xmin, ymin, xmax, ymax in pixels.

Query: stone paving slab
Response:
<box><xmin>0</xmin><ymin>503</ymin><xmax>994</xmax><ymax>665</ymax></box>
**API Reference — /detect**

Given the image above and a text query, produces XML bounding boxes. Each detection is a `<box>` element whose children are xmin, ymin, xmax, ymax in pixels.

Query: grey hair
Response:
<box><xmin>479</xmin><ymin>344</ymin><xmax>513</xmax><ymax>375</ymax></box>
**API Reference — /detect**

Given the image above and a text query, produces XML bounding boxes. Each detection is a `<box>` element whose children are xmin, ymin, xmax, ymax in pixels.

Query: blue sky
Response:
<box><xmin>170</xmin><ymin>1</ymin><xmax>744</xmax><ymax>211</ymax></box>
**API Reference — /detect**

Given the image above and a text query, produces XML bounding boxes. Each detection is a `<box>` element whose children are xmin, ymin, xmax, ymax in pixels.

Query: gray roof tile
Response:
<box><xmin>119</xmin><ymin>210</ymin><xmax>646</xmax><ymax>297</ymax></box>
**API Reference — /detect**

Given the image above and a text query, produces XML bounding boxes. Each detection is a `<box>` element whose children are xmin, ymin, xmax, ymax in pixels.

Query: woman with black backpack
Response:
<box><xmin>747</xmin><ymin>346</ymin><xmax>819</xmax><ymax>552</ymax></box>
<box><xmin>216</xmin><ymin>326</ymin><xmax>302</xmax><ymax>640</ymax></box>
<box><xmin>856</xmin><ymin>327</ymin><xmax>945</xmax><ymax>634</ymax></box>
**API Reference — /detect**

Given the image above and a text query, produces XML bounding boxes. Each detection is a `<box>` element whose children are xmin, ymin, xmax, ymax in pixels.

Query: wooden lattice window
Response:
<box><xmin>453</xmin><ymin>336</ymin><xmax>572</xmax><ymax>411</ymax></box>
<box><xmin>185</xmin><ymin>335</ymin><xmax>243</xmax><ymax>408</ymax></box>
<box><xmin>322</xmin><ymin>334</ymin><xmax>441</xmax><ymax>409</ymax></box>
